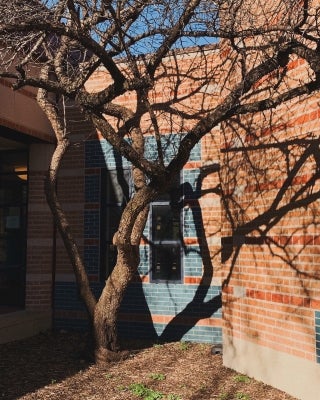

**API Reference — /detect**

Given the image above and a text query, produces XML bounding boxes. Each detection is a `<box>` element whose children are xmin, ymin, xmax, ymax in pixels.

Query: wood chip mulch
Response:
<box><xmin>0</xmin><ymin>331</ymin><xmax>297</xmax><ymax>400</ymax></box>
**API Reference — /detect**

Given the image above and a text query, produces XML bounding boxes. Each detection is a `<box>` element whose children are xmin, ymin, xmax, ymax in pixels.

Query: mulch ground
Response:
<box><xmin>0</xmin><ymin>331</ymin><xmax>297</xmax><ymax>400</ymax></box>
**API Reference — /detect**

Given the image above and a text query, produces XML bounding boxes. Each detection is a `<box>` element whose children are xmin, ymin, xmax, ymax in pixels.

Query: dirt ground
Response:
<box><xmin>0</xmin><ymin>331</ymin><xmax>297</xmax><ymax>400</ymax></box>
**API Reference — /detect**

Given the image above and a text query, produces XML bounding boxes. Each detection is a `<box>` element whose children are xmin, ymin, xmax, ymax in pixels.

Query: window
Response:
<box><xmin>150</xmin><ymin>174</ymin><xmax>182</xmax><ymax>282</ymax></box>
<box><xmin>100</xmin><ymin>168</ymin><xmax>132</xmax><ymax>279</ymax></box>
<box><xmin>100</xmin><ymin>168</ymin><xmax>182</xmax><ymax>283</ymax></box>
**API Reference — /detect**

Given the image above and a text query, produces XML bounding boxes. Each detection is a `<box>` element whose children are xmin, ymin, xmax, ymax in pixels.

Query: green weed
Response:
<box><xmin>129</xmin><ymin>383</ymin><xmax>163</xmax><ymax>400</ymax></box>
<box><xmin>233</xmin><ymin>375</ymin><xmax>251</xmax><ymax>384</ymax></box>
<box><xmin>198</xmin><ymin>383</ymin><xmax>207</xmax><ymax>393</ymax></box>
<box><xmin>179</xmin><ymin>341</ymin><xmax>190</xmax><ymax>351</ymax></box>
<box><xmin>166</xmin><ymin>395</ymin><xmax>181</xmax><ymax>400</ymax></box>
<box><xmin>235</xmin><ymin>392</ymin><xmax>251</xmax><ymax>400</ymax></box>
<box><xmin>149</xmin><ymin>373</ymin><xmax>166</xmax><ymax>381</ymax></box>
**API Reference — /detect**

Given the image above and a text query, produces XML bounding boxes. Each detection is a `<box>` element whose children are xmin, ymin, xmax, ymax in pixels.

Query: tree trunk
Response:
<box><xmin>93</xmin><ymin>186</ymin><xmax>155</xmax><ymax>363</ymax></box>
<box><xmin>93</xmin><ymin>243</ymin><xmax>139</xmax><ymax>362</ymax></box>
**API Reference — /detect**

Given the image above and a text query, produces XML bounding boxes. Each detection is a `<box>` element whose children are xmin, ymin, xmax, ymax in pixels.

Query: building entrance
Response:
<box><xmin>0</xmin><ymin>148</ymin><xmax>28</xmax><ymax>309</ymax></box>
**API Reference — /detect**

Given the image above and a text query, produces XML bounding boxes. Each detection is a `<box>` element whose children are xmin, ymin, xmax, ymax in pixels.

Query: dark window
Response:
<box><xmin>100</xmin><ymin>168</ymin><xmax>132</xmax><ymax>279</ymax></box>
<box><xmin>100</xmin><ymin>169</ymin><xmax>182</xmax><ymax>283</ymax></box>
<box><xmin>151</xmin><ymin>174</ymin><xmax>182</xmax><ymax>282</ymax></box>
<box><xmin>0</xmin><ymin>150</ymin><xmax>28</xmax><ymax>307</ymax></box>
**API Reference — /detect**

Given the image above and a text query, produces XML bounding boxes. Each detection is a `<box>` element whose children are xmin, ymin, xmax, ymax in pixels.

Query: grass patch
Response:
<box><xmin>149</xmin><ymin>373</ymin><xmax>166</xmax><ymax>381</ymax></box>
<box><xmin>234</xmin><ymin>375</ymin><xmax>251</xmax><ymax>384</ymax></box>
<box><xmin>235</xmin><ymin>392</ymin><xmax>251</xmax><ymax>400</ymax></box>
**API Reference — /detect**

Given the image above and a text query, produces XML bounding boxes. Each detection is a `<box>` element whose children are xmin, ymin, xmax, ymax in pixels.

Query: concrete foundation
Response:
<box><xmin>0</xmin><ymin>310</ymin><xmax>52</xmax><ymax>344</ymax></box>
<box><xmin>223</xmin><ymin>335</ymin><xmax>320</xmax><ymax>400</ymax></box>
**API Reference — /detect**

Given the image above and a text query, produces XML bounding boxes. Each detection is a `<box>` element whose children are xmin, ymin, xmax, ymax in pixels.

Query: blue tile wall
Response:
<box><xmin>85</xmin><ymin>139</ymin><xmax>131</xmax><ymax>169</ymax></box>
<box><xmin>315</xmin><ymin>311</ymin><xmax>320</xmax><ymax>363</ymax></box>
<box><xmin>138</xmin><ymin>245</ymin><xmax>150</xmax><ymax>276</ymax></box>
<box><xmin>144</xmin><ymin>134</ymin><xmax>201</xmax><ymax>165</ymax></box>
<box><xmin>54</xmin><ymin>136</ymin><xmax>222</xmax><ymax>343</ymax></box>
<box><xmin>85</xmin><ymin>174</ymin><xmax>100</xmax><ymax>203</ymax></box>
<box><xmin>189</xmin><ymin>141</ymin><xmax>201</xmax><ymax>162</ymax></box>
<box><xmin>119</xmin><ymin>282</ymin><xmax>222</xmax><ymax>343</ymax></box>
<box><xmin>84</xmin><ymin>245</ymin><xmax>100</xmax><ymax>275</ymax></box>
<box><xmin>121</xmin><ymin>283</ymin><xmax>221</xmax><ymax>318</ymax></box>
<box><xmin>183</xmin><ymin>206</ymin><xmax>202</xmax><ymax>238</ymax></box>
<box><xmin>54</xmin><ymin>280</ymin><xmax>222</xmax><ymax>343</ymax></box>
<box><xmin>85</xmin><ymin>135</ymin><xmax>201</xmax><ymax>169</ymax></box>
<box><xmin>183</xmin><ymin>169</ymin><xmax>201</xmax><ymax>200</ymax></box>
<box><xmin>184</xmin><ymin>246</ymin><xmax>203</xmax><ymax>276</ymax></box>
<box><xmin>85</xmin><ymin>140</ymin><xmax>108</xmax><ymax>168</ymax></box>
<box><xmin>54</xmin><ymin>282</ymin><xmax>87</xmax><ymax>311</ymax></box>
<box><xmin>118</xmin><ymin>321</ymin><xmax>221</xmax><ymax>344</ymax></box>
<box><xmin>84</xmin><ymin>210</ymin><xmax>99</xmax><ymax>238</ymax></box>
<box><xmin>54</xmin><ymin>281</ymin><xmax>103</xmax><ymax>312</ymax></box>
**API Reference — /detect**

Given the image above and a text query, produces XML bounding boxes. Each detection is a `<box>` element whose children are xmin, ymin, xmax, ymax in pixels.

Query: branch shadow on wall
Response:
<box><xmin>118</xmin><ymin>161</ymin><xmax>223</xmax><ymax>344</ymax></box>
<box><xmin>219</xmin><ymin>115</ymin><xmax>320</xmax><ymax>354</ymax></box>
<box><xmin>221</xmin><ymin>134</ymin><xmax>320</xmax><ymax>284</ymax></box>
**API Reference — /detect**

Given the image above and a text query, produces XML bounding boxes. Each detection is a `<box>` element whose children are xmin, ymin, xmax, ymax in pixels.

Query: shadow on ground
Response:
<box><xmin>0</xmin><ymin>331</ymin><xmax>92</xmax><ymax>399</ymax></box>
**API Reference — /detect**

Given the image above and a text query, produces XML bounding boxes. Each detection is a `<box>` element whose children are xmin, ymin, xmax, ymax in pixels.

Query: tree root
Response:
<box><xmin>95</xmin><ymin>347</ymin><xmax>130</xmax><ymax>364</ymax></box>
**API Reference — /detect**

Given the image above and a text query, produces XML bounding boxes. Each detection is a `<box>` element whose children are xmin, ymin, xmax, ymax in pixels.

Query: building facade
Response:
<box><xmin>0</xmin><ymin>37</ymin><xmax>320</xmax><ymax>400</ymax></box>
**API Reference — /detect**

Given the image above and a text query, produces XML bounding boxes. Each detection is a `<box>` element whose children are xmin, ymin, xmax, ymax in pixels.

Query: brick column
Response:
<box><xmin>25</xmin><ymin>143</ymin><xmax>54</xmax><ymax>311</ymax></box>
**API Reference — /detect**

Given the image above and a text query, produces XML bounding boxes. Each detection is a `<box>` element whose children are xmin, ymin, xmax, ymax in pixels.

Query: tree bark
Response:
<box><xmin>93</xmin><ymin>243</ymin><xmax>139</xmax><ymax>362</ymax></box>
<box><xmin>93</xmin><ymin>184</ymin><xmax>155</xmax><ymax>363</ymax></box>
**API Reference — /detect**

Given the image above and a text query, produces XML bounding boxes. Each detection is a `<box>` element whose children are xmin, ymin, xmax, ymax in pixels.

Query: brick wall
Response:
<box><xmin>25</xmin><ymin>144</ymin><xmax>54</xmax><ymax>311</ymax></box>
<box><xmin>220</xmin><ymin>56</ymin><xmax>320</xmax><ymax>400</ymax></box>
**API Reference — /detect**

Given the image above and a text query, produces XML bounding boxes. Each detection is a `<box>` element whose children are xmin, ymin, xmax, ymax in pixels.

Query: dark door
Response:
<box><xmin>0</xmin><ymin>151</ymin><xmax>28</xmax><ymax>308</ymax></box>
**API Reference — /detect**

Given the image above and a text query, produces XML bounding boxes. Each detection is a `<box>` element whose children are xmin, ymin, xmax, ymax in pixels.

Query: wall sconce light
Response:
<box><xmin>14</xmin><ymin>166</ymin><xmax>28</xmax><ymax>181</ymax></box>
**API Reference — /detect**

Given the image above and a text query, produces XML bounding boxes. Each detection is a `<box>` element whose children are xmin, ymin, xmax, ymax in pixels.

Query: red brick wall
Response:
<box><xmin>221</xmin><ymin>89</ymin><xmax>320</xmax><ymax>363</ymax></box>
<box><xmin>25</xmin><ymin>146</ymin><xmax>54</xmax><ymax>310</ymax></box>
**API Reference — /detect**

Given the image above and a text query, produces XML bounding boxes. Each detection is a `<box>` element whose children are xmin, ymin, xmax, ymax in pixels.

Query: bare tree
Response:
<box><xmin>1</xmin><ymin>0</ymin><xmax>320</xmax><ymax>363</ymax></box>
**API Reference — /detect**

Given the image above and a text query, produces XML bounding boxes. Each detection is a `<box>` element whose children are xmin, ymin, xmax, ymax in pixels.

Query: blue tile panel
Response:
<box><xmin>54</xmin><ymin>282</ymin><xmax>102</xmax><ymax>312</ymax></box>
<box><xmin>54</xmin><ymin>282</ymin><xmax>87</xmax><ymax>312</ymax></box>
<box><xmin>84</xmin><ymin>245</ymin><xmax>100</xmax><ymax>275</ymax></box>
<box><xmin>138</xmin><ymin>245</ymin><xmax>150</xmax><ymax>276</ymax></box>
<box><xmin>183</xmin><ymin>206</ymin><xmax>202</xmax><ymax>238</ymax></box>
<box><xmin>84</xmin><ymin>210</ymin><xmax>99</xmax><ymax>238</ymax></box>
<box><xmin>183</xmin><ymin>169</ymin><xmax>202</xmax><ymax>200</ymax></box>
<box><xmin>184</xmin><ymin>246</ymin><xmax>203</xmax><ymax>276</ymax></box>
<box><xmin>85</xmin><ymin>139</ymin><xmax>131</xmax><ymax>169</ymax></box>
<box><xmin>85</xmin><ymin>135</ymin><xmax>201</xmax><ymax>169</ymax></box>
<box><xmin>55</xmin><ymin>282</ymin><xmax>221</xmax><ymax>317</ymax></box>
<box><xmin>118</xmin><ymin>321</ymin><xmax>222</xmax><ymax>344</ymax></box>
<box><xmin>144</xmin><ymin>134</ymin><xmax>201</xmax><ymax>164</ymax></box>
<box><xmin>121</xmin><ymin>283</ymin><xmax>221</xmax><ymax>317</ymax></box>
<box><xmin>54</xmin><ymin>281</ymin><xmax>222</xmax><ymax>343</ymax></box>
<box><xmin>55</xmin><ymin>136</ymin><xmax>223</xmax><ymax>343</ymax></box>
<box><xmin>85</xmin><ymin>174</ymin><xmax>100</xmax><ymax>203</ymax></box>
<box><xmin>315</xmin><ymin>311</ymin><xmax>320</xmax><ymax>363</ymax></box>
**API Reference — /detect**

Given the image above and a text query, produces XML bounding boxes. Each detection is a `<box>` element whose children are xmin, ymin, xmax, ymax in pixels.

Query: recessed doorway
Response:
<box><xmin>0</xmin><ymin>135</ymin><xmax>28</xmax><ymax>310</ymax></box>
